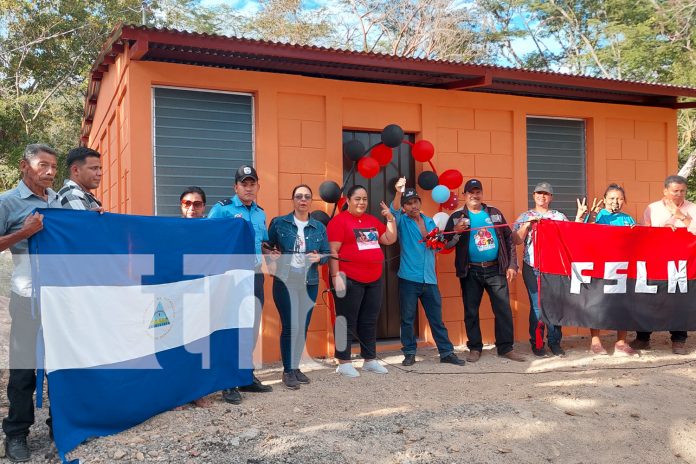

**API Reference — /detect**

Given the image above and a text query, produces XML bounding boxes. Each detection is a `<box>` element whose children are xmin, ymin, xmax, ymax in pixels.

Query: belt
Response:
<box><xmin>469</xmin><ymin>260</ymin><xmax>498</xmax><ymax>268</ymax></box>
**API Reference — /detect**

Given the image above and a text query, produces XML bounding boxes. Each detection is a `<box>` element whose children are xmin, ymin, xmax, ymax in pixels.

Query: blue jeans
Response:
<box><xmin>272</xmin><ymin>272</ymin><xmax>318</xmax><ymax>372</ymax></box>
<box><xmin>399</xmin><ymin>278</ymin><xmax>454</xmax><ymax>358</ymax></box>
<box><xmin>522</xmin><ymin>263</ymin><xmax>562</xmax><ymax>348</ymax></box>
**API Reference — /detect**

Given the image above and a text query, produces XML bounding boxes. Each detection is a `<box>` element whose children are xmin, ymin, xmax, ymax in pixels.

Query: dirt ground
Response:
<box><xmin>1</xmin><ymin>287</ymin><xmax>695</xmax><ymax>464</ymax></box>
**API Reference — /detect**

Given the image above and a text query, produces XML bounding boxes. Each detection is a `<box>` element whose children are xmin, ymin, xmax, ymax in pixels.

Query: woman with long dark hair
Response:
<box><xmin>576</xmin><ymin>183</ymin><xmax>638</xmax><ymax>356</ymax></box>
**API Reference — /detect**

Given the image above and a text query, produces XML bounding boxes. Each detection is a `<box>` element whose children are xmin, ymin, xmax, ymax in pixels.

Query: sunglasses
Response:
<box><xmin>294</xmin><ymin>194</ymin><xmax>312</xmax><ymax>200</ymax></box>
<box><xmin>181</xmin><ymin>200</ymin><xmax>205</xmax><ymax>208</ymax></box>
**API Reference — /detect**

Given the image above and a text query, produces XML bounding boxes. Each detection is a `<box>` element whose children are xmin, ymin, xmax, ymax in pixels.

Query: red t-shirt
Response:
<box><xmin>327</xmin><ymin>211</ymin><xmax>386</xmax><ymax>283</ymax></box>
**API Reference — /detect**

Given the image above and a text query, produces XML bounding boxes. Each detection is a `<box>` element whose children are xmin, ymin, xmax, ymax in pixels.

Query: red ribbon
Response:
<box><xmin>535</xmin><ymin>320</ymin><xmax>544</xmax><ymax>350</ymax></box>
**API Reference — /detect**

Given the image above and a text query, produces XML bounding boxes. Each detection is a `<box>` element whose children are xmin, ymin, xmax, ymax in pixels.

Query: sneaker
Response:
<box><xmin>239</xmin><ymin>374</ymin><xmax>273</xmax><ymax>393</ymax></box>
<box><xmin>531</xmin><ymin>346</ymin><xmax>547</xmax><ymax>357</ymax></box>
<box><xmin>362</xmin><ymin>359</ymin><xmax>388</xmax><ymax>374</ymax></box>
<box><xmin>591</xmin><ymin>343</ymin><xmax>608</xmax><ymax>355</ymax></box>
<box><xmin>282</xmin><ymin>371</ymin><xmax>300</xmax><ymax>390</ymax></box>
<box><xmin>5</xmin><ymin>436</ymin><xmax>30</xmax><ymax>462</ymax></box>
<box><xmin>293</xmin><ymin>369</ymin><xmax>310</xmax><ymax>384</ymax></box>
<box><xmin>672</xmin><ymin>341</ymin><xmax>687</xmax><ymax>355</ymax></box>
<box><xmin>440</xmin><ymin>353</ymin><xmax>466</xmax><ymax>366</ymax></box>
<box><xmin>466</xmin><ymin>350</ymin><xmax>481</xmax><ymax>363</ymax></box>
<box><xmin>500</xmin><ymin>350</ymin><xmax>526</xmax><ymax>362</ymax></box>
<box><xmin>402</xmin><ymin>354</ymin><xmax>416</xmax><ymax>366</ymax></box>
<box><xmin>629</xmin><ymin>338</ymin><xmax>650</xmax><ymax>350</ymax></box>
<box><xmin>614</xmin><ymin>342</ymin><xmax>639</xmax><ymax>357</ymax></box>
<box><xmin>222</xmin><ymin>387</ymin><xmax>242</xmax><ymax>405</ymax></box>
<box><xmin>549</xmin><ymin>345</ymin><xmax>566</xmax><ymax>357</ymax></box>
<box><xmin>336</xmin><ymin>362</ymin><xmax>360</xmax><ymax>378</ymax></box>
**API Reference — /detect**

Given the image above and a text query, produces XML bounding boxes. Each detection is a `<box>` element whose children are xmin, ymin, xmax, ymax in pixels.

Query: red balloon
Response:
<box><xmin>439</xmin><ymin>169</ymin><xmax>463</xmax><ymax>190</ymax></box>
<box><xmin>371</xmin><ymin>144</ymin><xmax>393</xmax><ymax>167</ymax></box>
<box><xmin>439</xmin><ymin>246</ymin><xmax>454</xmax><ymax>255</ymax></box>
<box><xmin>337</xmin><ymin>196</ymin><xmax>347</xmax><ymax>211</ymax></box>
<box><xmin>442</xmin><ymin>191</ymin><xmax>459</xmax><ymax>211</ymax></box>
<box><xmin>412</xmin><ymin>140</ymin><xmax>435</xmax><ymax>162</ymax></box>
<box><xmin>357</xmin><ymin>156</ymin><xmax>380</xmax><ymax>178</ymax></box>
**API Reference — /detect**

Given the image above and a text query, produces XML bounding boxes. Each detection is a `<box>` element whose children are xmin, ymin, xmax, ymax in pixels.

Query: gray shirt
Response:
<box><xmin>0</xmin><ymin>180</ymin><xmax>61</xmax><ymax>296</ymax></box>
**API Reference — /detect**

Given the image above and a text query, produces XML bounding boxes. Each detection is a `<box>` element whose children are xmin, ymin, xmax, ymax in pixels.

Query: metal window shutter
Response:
<box><xmin>526</xmin><ymin>118</ymin><xmax>586</xmax><ymax>218</ymax></box>
<box><xmin>153</xmin><ymin>87</ymin><xmax>253</xmax><ymax>216</ymax></box>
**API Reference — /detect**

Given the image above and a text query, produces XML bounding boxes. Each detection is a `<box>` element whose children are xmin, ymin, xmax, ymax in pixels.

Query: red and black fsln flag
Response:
<box><xmin>535</xmin><ymin>220</ymin><xmax>696</xmax><ymax>331</ymax></box>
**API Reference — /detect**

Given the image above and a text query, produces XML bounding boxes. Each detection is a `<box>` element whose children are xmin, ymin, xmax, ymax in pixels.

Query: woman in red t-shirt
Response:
<box><xmin>327</xmin><ymin>185</ymin><xmax>397</xmax><ymax>377</ymax></box>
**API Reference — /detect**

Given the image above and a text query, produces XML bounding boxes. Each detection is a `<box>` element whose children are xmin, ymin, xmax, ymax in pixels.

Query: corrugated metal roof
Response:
<box><xmin>81</xmin><ymin>23</ymin><xmax>696</xmax><ymax>142</ymax></box>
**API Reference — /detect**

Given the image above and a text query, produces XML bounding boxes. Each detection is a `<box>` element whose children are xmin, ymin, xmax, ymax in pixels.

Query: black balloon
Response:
<box><xmin>343</xmin><ymin>140</ymin><xmax>366</xmax><ymax>161</ymax></box>
<box><xmin>381</xmin><ymin>124</ymin><xmax>404</xmax><ymax>148</ymax></box>
<box><xmin>319</xmin><ymin>180</ymin><xmax>342</xmax><ymax>203</ymax></box>
<box><xmin>310</xmin><ymin>210</ymin><xmax>331</xmax><ymax>226</ymax></box>
<box><xmin>418</xmin><ymin>171</ymin><xmax>439</xmax><ymax>190</ymax></box>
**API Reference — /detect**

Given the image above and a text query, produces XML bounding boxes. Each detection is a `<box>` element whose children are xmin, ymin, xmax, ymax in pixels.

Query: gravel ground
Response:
<box><xmin>1</xmin><ymin>320</ymin><xmax>696</xmax><ymax>463</ymax></box>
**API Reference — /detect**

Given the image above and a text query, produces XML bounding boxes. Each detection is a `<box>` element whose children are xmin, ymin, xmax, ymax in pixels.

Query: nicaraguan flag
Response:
<box><xmin>30</xmin><ymin>209</ymin><xmax>256</xmax><ymax>460</ymax></box>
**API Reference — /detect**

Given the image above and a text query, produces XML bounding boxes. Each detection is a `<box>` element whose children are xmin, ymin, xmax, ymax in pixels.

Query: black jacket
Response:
<box><xmin>443</xmin><ymin>203</ymin><xmax>518</xmax><ymax>278</ymax></box>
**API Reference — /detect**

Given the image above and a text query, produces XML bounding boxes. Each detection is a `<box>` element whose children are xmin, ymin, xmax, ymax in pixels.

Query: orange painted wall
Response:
<box><xmin>87</xmin><ymin>59</ymin><xmax>679</xmax><ymax>362</ymax></box>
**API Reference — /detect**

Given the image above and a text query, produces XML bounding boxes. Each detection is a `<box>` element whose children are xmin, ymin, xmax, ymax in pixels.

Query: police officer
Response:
<box><xmin>208</xmin><ymin>165</ymin><xmax>273</xmax><ymax>404</ymax></box>
<box><xmin>0</xmin><ymin>144</ymin><xmax>62</xmax><ymax>462</ymax></box>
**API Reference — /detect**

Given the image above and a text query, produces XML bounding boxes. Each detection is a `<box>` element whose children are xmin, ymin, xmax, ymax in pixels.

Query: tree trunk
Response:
<box><xmin>678</xmin><ymin>148</ymin><xmax>696</xmax><ymax>179</ymax></box>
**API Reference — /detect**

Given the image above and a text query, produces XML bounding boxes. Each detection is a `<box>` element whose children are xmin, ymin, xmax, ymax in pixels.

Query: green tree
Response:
<box><xmin>479</xmin><ymin>0</ymin><xmax>696</xmax><ymax>195</ymax></box>
<box><xmin>0</xmin><ymin>0</ymin><xmax>239</xmax><ymax>189</ymax></box>
<box><xmin>0</xmin><ymin>0</ymin><xmax>144</xmax><ymax>186</ymax></box>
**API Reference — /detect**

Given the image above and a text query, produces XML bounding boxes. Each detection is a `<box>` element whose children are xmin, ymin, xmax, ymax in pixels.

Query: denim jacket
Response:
<box><xmin>267</xmin><ymin>212</ymin><xmax>330</xmax><ymax>285</ymax></box>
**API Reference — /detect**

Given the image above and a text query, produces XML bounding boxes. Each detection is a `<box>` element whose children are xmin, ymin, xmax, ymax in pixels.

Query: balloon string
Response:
<box><xmin>427</xmin><ymin>160</ymin><xmax>437</xmax><ymax>174</ymax></box>
<box><xmin>332</xmin><ymin>163</ymin><xmax>357</xmax><ymax>217</ymax></box>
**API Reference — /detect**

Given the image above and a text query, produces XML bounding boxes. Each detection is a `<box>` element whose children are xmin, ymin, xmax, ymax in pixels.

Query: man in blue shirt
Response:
<box><xmin>391</xmin><ymin>178</ymin><xmax>465</xmax><ymax>367</ymax></box>
<box><xmin>444</xmin><ymin>179</ymin><xmax>525</xmax><ymax>363</ymax></box>
<box><xmin>0</xmin><ymin>144</ymin><xmax>62</xmax><ymax>462</ymax></box>
<box><xmin>208</xmin><ymin>165</ymin><xmax>272</xmax><ymax>404</ymax></box>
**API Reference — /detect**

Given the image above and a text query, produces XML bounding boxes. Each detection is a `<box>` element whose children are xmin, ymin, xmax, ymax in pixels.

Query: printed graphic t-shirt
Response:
<box><xmin>327</xmin><ymin>210</ymin><xmax>386</xmax><ymax>283</ymax></box>
<box><xmin>291</xmin><ymin>217</ymin><xmax>309</xmax><ymax>268</ymax></box>
<box><xmin>468</xmin><ymin>209</ymin><xmax>499</xmax><ymax>263</ymax></box>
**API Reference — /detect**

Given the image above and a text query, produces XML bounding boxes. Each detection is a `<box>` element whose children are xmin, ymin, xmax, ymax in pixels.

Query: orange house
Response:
<box><xmin>82</xmin><ymin>24</ymin><xmax>696</xmax><ymax>363</ymax></box>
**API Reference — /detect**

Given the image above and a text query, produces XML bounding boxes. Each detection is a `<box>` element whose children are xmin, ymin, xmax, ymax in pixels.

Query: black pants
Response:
<box><xmin>251</xmin><ymin>272</ymin><xmax>265</xmax><ymax>349</ymax></box>
<box><xmin>333</xmin><ymin>277</ymin><xmax>383</xmax><ymax>361</ymax></box>
<box><xmin>2</xmin><ymin>293</ymin><xmax>51</xmax><ymax>438</ymax></box>
<box><xmin>460</xmin><ymin>265</ymin><xmax>514</xmax><ymax>355</ymax></box>
<box><xmin>636</xmin><ymin>331</ymin><xmax>687</xmax><ymax>343</ymax></box>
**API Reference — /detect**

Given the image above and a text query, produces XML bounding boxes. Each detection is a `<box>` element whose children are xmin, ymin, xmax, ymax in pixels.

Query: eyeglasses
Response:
<box><xmin>294</xmin><ymin>194</ymin><xmax>312</xmax><ymax>200</ymax></box>
<box><xmin>181</xmin><ymin>200</ymin><xmax>205</xmax><ymax>208</ymax></box>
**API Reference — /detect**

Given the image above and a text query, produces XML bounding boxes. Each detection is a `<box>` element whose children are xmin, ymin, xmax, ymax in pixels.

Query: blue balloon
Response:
<box><xmin>431</xmin><ymin>185</ymin><xmax>450</xmax><ymax>203</ymax></box>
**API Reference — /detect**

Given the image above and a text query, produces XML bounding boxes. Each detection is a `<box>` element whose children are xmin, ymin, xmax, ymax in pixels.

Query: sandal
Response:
<box><xmin>590</xmin><ymin>343</ymin><xmax>608</xmax><ymax>355</ymax></box>
<box><xmin>614</xmin><ymin>342</ymin><xmax>639</xmax><ymax>357</ymax></box>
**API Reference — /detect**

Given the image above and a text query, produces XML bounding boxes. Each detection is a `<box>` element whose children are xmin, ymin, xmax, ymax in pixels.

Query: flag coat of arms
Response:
<box><xmin>30</xmin><ymin>209</ymin><xmax>256</xmax><ymax>458</ymax></box>
<box><xmin>535</xmin><ymin>219</ymin><xmax>696</xmax><ymax>331</ymax></box>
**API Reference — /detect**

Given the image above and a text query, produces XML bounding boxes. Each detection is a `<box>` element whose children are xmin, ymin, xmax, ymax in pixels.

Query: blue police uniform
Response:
<box><xmin>208</xmin><ymin>195</ymin><xmax>268</xmax><ymax>268</ymax></box>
